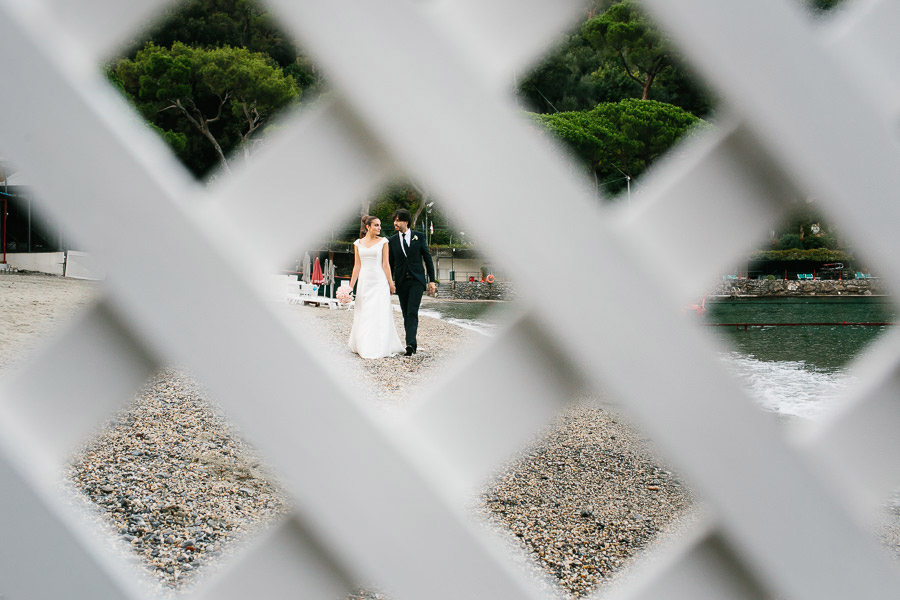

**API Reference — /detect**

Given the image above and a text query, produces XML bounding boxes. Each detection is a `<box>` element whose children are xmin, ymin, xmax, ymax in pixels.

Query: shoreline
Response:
<box><xmin>2</xmin><ymin>272</ymin><xmax>898</xmax><ymax>597</ymax></box>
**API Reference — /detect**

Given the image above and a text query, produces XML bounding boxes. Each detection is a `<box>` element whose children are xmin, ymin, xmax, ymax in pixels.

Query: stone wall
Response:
<box><xmin>435</xmin><ymin>281</ymin><xmax>515</xmax><ymax>300</ymax></box>
<box><xmin>710</xmin><ymin>278</ymin><xmax>885</xmax><ymax>297</ymax></box>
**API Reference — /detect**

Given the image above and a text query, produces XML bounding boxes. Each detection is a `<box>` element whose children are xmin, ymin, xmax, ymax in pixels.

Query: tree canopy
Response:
<box><xmin>115</xmin><ymin>42</ymin><xmax>299</xmax><ymax>174</ymax></box>
<box><xmin>582</xmin><ymin>0</ymin><xmax>671</xmax><ymax>100</ymax></box>
<box><xmin>532</xmin><ymin>98</ymin><xmax>703</xmax><ymax>196</ymax></box>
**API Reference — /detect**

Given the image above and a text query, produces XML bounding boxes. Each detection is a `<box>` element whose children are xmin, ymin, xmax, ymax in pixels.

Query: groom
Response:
<box><xmin>389</xmin><ymin>209</ymin><xmax>436</xmax><ymax>356</ymax></box>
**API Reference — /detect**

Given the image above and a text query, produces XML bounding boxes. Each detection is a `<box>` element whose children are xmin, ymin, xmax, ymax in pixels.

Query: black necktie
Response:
<box><xmin>401</xmin><ymin>233</ymin><xmax>409</xmax><ymax>255</ymax></box>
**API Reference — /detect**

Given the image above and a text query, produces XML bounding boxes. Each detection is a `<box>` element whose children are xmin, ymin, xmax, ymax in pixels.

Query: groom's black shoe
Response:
<box><xmin>405</xmin><ymin>345</ymin><xmax>415</xmax><ymax>356</ymax></box>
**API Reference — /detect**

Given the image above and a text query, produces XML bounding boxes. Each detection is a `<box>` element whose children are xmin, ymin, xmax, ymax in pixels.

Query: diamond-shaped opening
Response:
<box><xmin>477</xmin><ymin>397</ymin><xmax>697</xmax><ymax>598</ymax></box>
<box><xmin>104</xmin><ymin>0</ymin><xmax>325</xmax><ymax>181</ymax></box>
<box><xmin>699</xmin><ymin>202</ymin><xmax>897</xmax><ymax>423</ymax></box>
<box><xmin>517</xmin><ymin>0</ymin><xmax>717</xmax><ymax>203</ymax></box>
<box><xmin>279</xmin><ymin>179</ymin><xmax>521</xmax><ymax>409</ymax></box>
<box><xmin>65</xmin><ymin>368</ymin><xmax>292</xmax><ymax>590</ymax></box>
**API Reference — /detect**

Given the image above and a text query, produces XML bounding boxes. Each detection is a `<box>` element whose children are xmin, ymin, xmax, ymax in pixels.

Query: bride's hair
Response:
<box><xmin>360</xmin><ymin>215</ymin><xmax>378</xmax><ymax>238</ymax></box>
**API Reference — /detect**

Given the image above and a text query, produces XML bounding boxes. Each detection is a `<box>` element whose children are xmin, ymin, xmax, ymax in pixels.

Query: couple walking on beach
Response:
<box><xmin>347</xmin><ymin>209</ymin><xmax>436</xmax><ymax>359</ymax></box>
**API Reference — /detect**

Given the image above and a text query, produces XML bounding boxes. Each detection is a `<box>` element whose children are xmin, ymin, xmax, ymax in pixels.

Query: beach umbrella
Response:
<box><xmin>311</xmin><ymin>257</ymin><xmax>324</xmax><ymax>285</ymax></box>
<box><xmin>302</xmin><ymin>251</ymin><xmax>311</xmax><ymax>283</ymax></box>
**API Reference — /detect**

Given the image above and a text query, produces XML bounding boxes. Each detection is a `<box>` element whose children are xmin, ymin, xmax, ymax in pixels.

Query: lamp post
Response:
<box><xmin>611</xmin><ymin>164</ymin><xmax>631</xmax><ymax>203</ymax></box>
<box><xmin>424</xmin><ymin>201</ymin><xmax>434</xmax><ymax>247</ymax></box>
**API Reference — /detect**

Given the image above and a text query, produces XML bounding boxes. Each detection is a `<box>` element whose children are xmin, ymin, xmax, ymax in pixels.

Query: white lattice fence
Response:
<box><xmin>1</xmin><ymin>0</ymin><xmax>900</xmax><ymax>598</ymax></box>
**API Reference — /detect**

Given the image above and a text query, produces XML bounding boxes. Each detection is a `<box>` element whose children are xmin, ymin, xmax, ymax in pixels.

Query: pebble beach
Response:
<box><xmin>2</xmin><ymin>272</ymin><xmax>898</xmax><ymax>598</ymax></box>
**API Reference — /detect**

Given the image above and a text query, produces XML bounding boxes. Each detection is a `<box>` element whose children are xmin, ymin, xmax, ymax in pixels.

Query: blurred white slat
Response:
<box><xmin>209</xmin><ymin>99</ymin><xmax>393</xmax><ymax>265</ymax></box>
<box><xmin>0</xmin><ymin>430</ymin><xmax>148</xmax><ymax>600</ymax></box>
<box><xmin>825</xmin><ymin>0</ymin><xmax>900</xmax><ymax>114</ymax></box>
<box><xmin>0</xmin><ymin>301</ymin><xmax>157</xmax><ymax>463</ymax></box>
<box><xmin>620</xmin><ymin>121</ymin><xmax>790</xmax><ymax>303</ymax></box>
<box><xmin>40</xmin><ymin>0</ymin><xmax>177</xmax><ymax>60</ymax></box>
<box><xmin>197</xmin><ymin>517</ymin><xmax>351</xmax><ymax>600</ymax></box>
<box><xmin>607</xmin><ymin>526</ymin><xmax>767</xmax><ymax>600</ymax></box>
<box><xmin>406</xmin><ymin>314</ymin><xmax>582</xmax><ymax>499</ymax></box>
<box><xmin>805</xmin><ymin>329</ymin><xmax>900</xmax><ymax>513</ymax></box>
<box><xmin>428</xmin><ymin>0</ymin><xmax>589</xmax><ymax>89</ymax></box>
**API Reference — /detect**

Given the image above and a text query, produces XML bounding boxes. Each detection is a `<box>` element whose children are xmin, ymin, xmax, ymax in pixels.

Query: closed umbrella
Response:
<box><xmin>311</xmin><ymin>257</ymin><xmax>324</xmax><ymax>287</ymax></box>
<box><xmin>324</xmin><ymin>259</ymin><xmax>335</xmax><ymax>297</ymax></box>
<box><xmin>302</xmin><ymin>252</ymin><xmax>311</xmax><ymax>283</ymax></box>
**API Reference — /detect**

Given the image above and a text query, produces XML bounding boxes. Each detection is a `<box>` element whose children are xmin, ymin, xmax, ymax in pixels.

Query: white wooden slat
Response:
<box><xmin>605</xmin><ymin>525</ymin><xmax>767</xmax><ymax>600</ymax></box>
<box><xmin>641</xmin><ymin>0</ymin><xmax>900</xmax><ymax>298</ymax></box>
<box><xmin>196</xmin><ymin>517</ymin><xmax>351</xmax><ymax>600</ymax></box>
<box><xmin>208</xmin><ymin>99</ymin><xmax>394</xmax><ymax>265</ymax></box>
<box><xmin>619</xmin><ymin>120</ymin><xmax>790</xmax><ymax>303</ymax></box>
<box><xmin>0</xmin><ymin>7</ymin><xmax>551</xmax><ymax>600</ymax></box>
<box><xmin>426</xmin><ymin>0</ymin><xmax>589</xmax><ymax>89</ymax></box>
<box><xmin>263</xmin><ymin>2</ymin><xmax>900</xmax><ymax>598</ymax></box>
<box><xmin>0</xmin><ymin>420</ymin><xmax>149</xmax><ymax>600</ymax></box>
<box><xmin>40</xmin><ymin>0</ymin><xmax>177</xmax><ymax>60</ymax></box>
<box><xmin>0</xmin><ymin>301</ymin><xmax>157</xmax><ymax>463</ymax></box>
<box><xmin>404</xmin><ymin>313</ymin><xmax>582</xmax><ymax>500</ymax></box>
<box><xmin>803</xmin><ymin>328</ymin><xmax>900</xmax><ymax>514</ymax></box>
<box><xmin>825</xmin><ymin>0</ymin><xmax>900</xmax><ymax>115</ymax></box>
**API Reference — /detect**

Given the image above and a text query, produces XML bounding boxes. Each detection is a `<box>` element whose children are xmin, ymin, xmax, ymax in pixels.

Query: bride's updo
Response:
<box><xmin>360</xmin><ymin>215</ymin><xmax>378</xmax><ymax>238</ymax></box>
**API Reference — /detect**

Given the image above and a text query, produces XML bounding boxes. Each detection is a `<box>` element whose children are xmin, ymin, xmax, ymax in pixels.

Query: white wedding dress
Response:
<box><xmin>348</xmin><ymin>238</ymin><xmax>405</xmax><ymax>359</ymax></box>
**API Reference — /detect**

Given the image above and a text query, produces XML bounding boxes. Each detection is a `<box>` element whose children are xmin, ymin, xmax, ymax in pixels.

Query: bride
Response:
<box><xmin>348</xmin><ymin>215</ymin><xmax>405</xmax><ymax>358</ymax></box>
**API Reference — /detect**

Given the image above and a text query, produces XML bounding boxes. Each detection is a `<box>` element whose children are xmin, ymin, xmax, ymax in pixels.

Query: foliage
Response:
<box><xmin>130</xmin><ymin>0</ymin><xmax>299</xmax><ymax>68</ymax></box>
<box><xmin>365</xmin><ymin>180</ymin><xmax>436</xmax><ymax>231</ymax></box>
<box><xmin>751</xmin><ymin>248</ymin><xmax>853</xmax><ymax>262</ymax></box>
<box><xmin>777</xmin><ymin>233</ymin><xmax>803</xmax><ymax>250</ymax></box>
<box><xmin>806</xmin><ymin>0</ymin><xmax>845</xmax><ymax>13</ymax></box>
<box><xmin>532</xmin><ymin>98</ymin><xmax>703</xmax><ymax>195</ymax></box>
<box><xmin>517</xmin><ymin>2</ymin><xmax>712</xmax><ymax>117</ymax></box>
<box><xmin>582</xmin><ymin>0</ymin><xmax>672</xmax><ymax>100</ymax></box>
<box><xmin>114</xmin><ymin>42</ymin><xmax>299</xmax><ymax>175</ymax></box>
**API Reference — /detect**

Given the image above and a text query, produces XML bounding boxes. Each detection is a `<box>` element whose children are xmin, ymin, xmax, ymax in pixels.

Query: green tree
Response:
<box><xmin>133</xmin><ymin>0</ymin><xmax>298</xmax><ymax>68</ymax></box>
<box><xmin>115</xmin><ymin>42</ymin><xmax>300</xmax><ymax>174</ymax></box>
<box><xmin>366</xmin><ymin>181</ymin><xmax>429</xmax><ymax>229</ymax></box>
<box><xmin>139</xmin><ymin>0</ymin><xmax>323</xmax><ymax>94</ymax></box>
<box><xmin>533</xmin><ymin>98</ymin><xmax>703</xmax><ymax>196</ymax></box>
<box><xmin>582</xmin><ymin>0</ymin><xmax>672</xmax><ymax>100</ymax></box>
<box><xmin>806</xmin><ymin>0</ymin><xmax>845</xmax><ymax>12</ymax></box>
<box><xmin>518</xmin><ymin>2</ymin><xmax>712</xmax><ymax>117</ymax></box>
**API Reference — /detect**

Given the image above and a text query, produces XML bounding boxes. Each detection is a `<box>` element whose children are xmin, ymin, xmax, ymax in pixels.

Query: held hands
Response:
<box><xmin>390</xmin><ymin>281</ymin><xmax>396</xmax><ymax>294</ymax></box>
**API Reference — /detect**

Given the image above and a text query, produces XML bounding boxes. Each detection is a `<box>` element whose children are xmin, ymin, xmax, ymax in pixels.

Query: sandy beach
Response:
<box><xmin>2</xmin><ymin>272</ymin><xmax>897</xmax><ymax>598</ymax></box>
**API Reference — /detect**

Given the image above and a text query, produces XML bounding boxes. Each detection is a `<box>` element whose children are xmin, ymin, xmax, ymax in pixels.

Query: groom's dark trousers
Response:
<box><xmin>396</xmin><ymin>276</ymin><xmax>424</xmax><ymax>350</ymax></box>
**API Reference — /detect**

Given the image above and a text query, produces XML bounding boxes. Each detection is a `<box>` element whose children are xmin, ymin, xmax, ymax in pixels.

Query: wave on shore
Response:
<box><xmin>722</xmin><ymin>352</ymin><xmax>851</xmax><ymax>419</ymax></box>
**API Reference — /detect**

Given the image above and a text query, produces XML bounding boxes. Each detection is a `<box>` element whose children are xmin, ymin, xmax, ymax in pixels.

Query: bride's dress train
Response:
<box><xmin>348</xmin><ymin>238</ymin><xmax>404</xmax><ymax>358</ymax></box>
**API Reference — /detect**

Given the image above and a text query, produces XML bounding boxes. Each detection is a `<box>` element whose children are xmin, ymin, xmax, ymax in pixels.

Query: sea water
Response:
<box><xmin>706</xmin><ymin>296</ymin><xmax>897</xmax><ymax>420</ymax></box>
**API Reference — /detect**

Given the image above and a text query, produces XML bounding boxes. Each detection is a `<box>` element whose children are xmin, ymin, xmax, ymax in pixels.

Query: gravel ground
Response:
<box><xmin>3</xmin><ymin>272</ymin><xmax>898</xmax><ymax>598</ymax></box>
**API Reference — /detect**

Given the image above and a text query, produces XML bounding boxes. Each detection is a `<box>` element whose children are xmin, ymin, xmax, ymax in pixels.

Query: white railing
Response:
<box><xmin>1</xmin><ymin>0</ymin><xmax>900</xmax><ymax>599</ymax></box>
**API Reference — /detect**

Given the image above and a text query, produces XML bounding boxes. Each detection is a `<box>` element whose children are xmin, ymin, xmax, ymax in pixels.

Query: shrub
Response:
<box><xmin>819</xmin><ymin>233</ymin><xmax>839</xmax><ymax>249</ymax></box>
<box><xmin>750</xmin><ymin>248</ymin><xmax>853</xmax><ymax>262</ymax></box>
<box><xmin>777</xmin><ymin>233</ymin><xmax>803</xmax><ymax>250</ymax></box>
<box><xmin>802</xmin><ymin>236</ymin><xmax>827</xmax><ymax>250</ymax></box>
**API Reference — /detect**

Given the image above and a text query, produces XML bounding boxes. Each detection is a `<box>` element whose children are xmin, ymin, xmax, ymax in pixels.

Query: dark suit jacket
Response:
<box><xmin>389</xmin><ymin>230</ymin><xmax>435</xmax><ymax>287</ymax></box>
